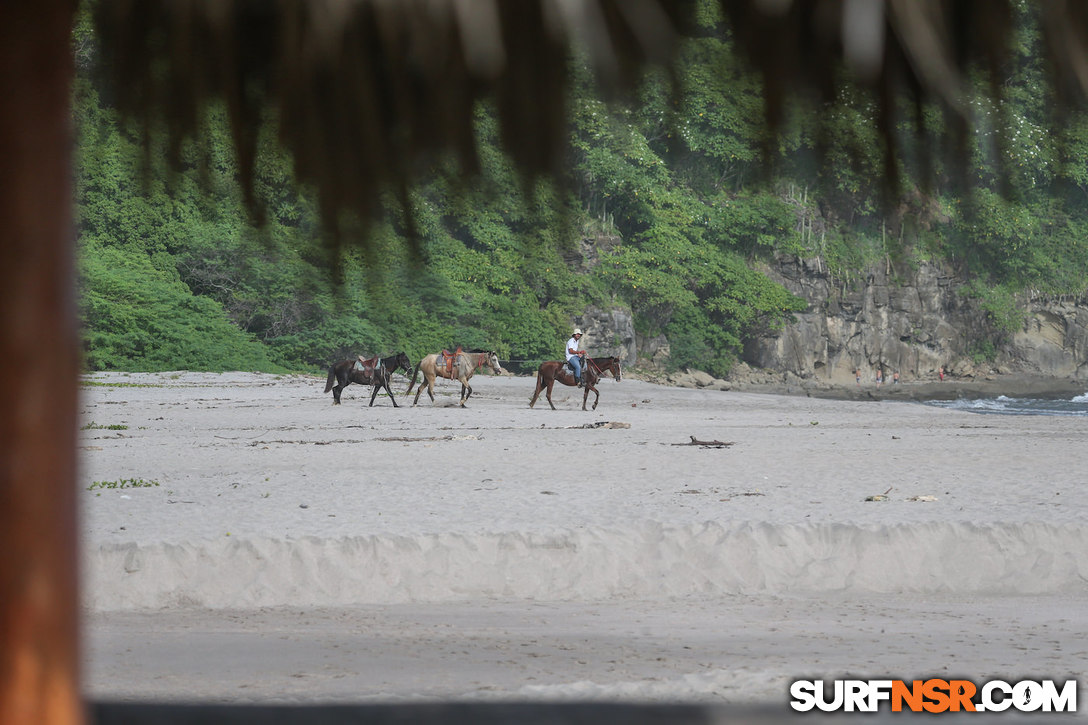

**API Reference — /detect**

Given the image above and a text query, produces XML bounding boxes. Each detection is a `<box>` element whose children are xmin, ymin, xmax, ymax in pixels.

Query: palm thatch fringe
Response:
<box><xmin>92</xmin><ymin>0</ymin><xmax>1088</xmax><ymax>250</ymax></box>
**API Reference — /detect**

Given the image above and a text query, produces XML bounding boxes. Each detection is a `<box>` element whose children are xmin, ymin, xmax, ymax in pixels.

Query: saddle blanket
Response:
<box><xmin>354</xmin><ymin>359</ymin><xmax>383</xmax><ymax>373</ymax></box>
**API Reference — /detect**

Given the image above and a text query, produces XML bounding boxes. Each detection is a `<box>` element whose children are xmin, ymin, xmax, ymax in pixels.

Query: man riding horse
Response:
<box><xmin>565</xmin><ymin>329</ymin><xmax>586</xmax><ymax>387</ymax></box>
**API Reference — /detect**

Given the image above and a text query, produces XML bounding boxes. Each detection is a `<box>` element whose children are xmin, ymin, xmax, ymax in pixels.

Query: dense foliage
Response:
<box><xmin>73</xmin><ymin>1</ymin><xmax>1088</xmax><ymax>375</ymax></box>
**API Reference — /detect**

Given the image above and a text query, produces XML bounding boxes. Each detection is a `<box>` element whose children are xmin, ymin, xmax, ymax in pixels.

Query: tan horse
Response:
<box><xmin>407</xmin><ymin>350</ymin><xmax>503</xmax><ymax>407</ymax></box>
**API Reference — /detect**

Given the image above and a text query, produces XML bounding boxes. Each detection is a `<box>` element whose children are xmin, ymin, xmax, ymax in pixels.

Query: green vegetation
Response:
<box><xmin>88</xmin><ymin>478</ymin><xmax>159</xmax><ymax>490</ymax></box>
<box><xmin>80</xmin><ymin>421</ymin><xmax>128</xmax><ymax>430</ymax></box>
<box><xmin>73</xmin><ymin>1</ymin><xmax>1088</xmax><ymax>377</ymax></box>
<box><xmin>81</xmin><ymin>380</ymin><xmax>167</xmax><ymax>388</ymax></box>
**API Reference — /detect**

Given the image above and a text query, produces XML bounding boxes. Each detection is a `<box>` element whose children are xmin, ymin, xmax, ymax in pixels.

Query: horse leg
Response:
<box><xmin>386</xmin><ymin>377</ymin><xmax>400</xmax><ymax>407</ymax></box>
<box><xmin>413</xmin><ymin>373</ymin><xmax>433</xmax><ymax>405</ymax></box>
<box><xmin>545</xmin><ymin>379</ymin><xmax>557</xmax><ymax>410</ymax></box>
<box><xmin>583</xmin><ymin>383</ymin><xmax>600</xmax><ymax>411</ymax></box>
<box><xmin>581</xmin><ymin>374</ymin><xmax>597</xmax><ymax>411</ymax></box>
<box><xmin>459</xmin><ymin>378</ymin><xmax>471</xmax><ymax>407</ymax></box>
<box><xmin>333</xmin><ymin>369</ymin><xmax>352</xmax><ymax>404</ymax></box>
<box><xmin>338</xmin><ymin>369</ymin><xmax>356</xmax><ymax>404</ymax></box>
<box><xmin>327</xmin><ymin>367</ymin><xmax>342</xmax><ymax>404</ymax></box>
<box><xmin>528</xmin><ymin>371</ymin><xmax>544</xmax><ymax>408</ymax></box>
<box><xmin>369</xmin><ymin>382</ymin><xmax>381</xmax><ymax>407</ymax></box>
<box><xmin>412</xmin><ymin>374</ymin><xmax>424</xmax><ymax>405</ymax></box>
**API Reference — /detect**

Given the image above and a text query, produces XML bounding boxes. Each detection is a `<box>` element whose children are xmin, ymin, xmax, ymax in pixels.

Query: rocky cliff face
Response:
<box><xmin>1011</xmin><ymin>302</ymin><xmax>1088</xmax><ymax>379</ymax></box>
<box><xmin>570</xmin><ymin>243</ymin><xmax>1088</xmax><ymax>385</ymax></box>
<box><xmin>572</xmin><ymin>306</ymin><xmax>638</xmax><ymax>364</ymax></box>
<box><xmin>743</xmin><ymin>257</ymin><xmax>1088</xmax><ymax>383</ymax></box>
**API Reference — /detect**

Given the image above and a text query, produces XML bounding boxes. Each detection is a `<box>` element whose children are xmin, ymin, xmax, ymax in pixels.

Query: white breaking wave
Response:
<box><xmin>84</xmin><ymin>520</ymin><xmax>1088</xmax><ymax>611</ymax></box>
<box><xmin>927</xmin><ymin>394</ymin><xmax>1088</xmax><ymax>416</ymax></box>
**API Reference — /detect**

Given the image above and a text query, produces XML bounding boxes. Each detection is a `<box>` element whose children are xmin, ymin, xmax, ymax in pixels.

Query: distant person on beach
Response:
<box><xmin>566</xmin><ymin>328</ymin><xmax>586</xmax><ymax>387</ymax></box>
<box><xmin>855</xmin><ymin>369</ymin><xmax>861</xmax><ymax>385</ymax></box>
<box><xmin>876</xmin><ymin>369</ymin><xmax>883</xmax><ymax>386</ymax></box>
<box><xmin>939</xmin><ymin>366</ymin><xmax>945</xmax><ymax>382</ymax></box>
<box><xmin>893</xmin><ymin>371</ymin><xmax>900</xmax><ymax>384</ymax></box>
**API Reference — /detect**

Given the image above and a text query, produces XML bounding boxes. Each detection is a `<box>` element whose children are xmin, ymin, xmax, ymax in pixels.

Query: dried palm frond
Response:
<box><xmin>92</xmin><ymin>0</ymin><xmax>1088</xmax><ymax>250</ymax></box>
<box><xmin>92</xmin><ymin>0</ymin><xmax>694</xmax><ymax>247</ymax></box>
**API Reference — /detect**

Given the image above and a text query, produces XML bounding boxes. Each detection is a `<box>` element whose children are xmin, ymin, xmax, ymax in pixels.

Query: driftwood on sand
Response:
<box><xmin>672</xmin><ymin>436</ymin><xmax>734</xmax><ymax>449</ymax></box>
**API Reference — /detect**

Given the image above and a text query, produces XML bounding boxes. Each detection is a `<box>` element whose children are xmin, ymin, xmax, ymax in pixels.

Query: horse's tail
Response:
<box><xmin>406</xmin><ymin>363</ymin><xmax>419</xmax><ymax>394</ymax></box>
<box><xmin>324</xmin><ymin>365</ymin><xmax>336</xmax><ymax>394</ymax></box>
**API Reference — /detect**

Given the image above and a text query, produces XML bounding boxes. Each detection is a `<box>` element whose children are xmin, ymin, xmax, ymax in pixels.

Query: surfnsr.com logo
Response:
<box><xmin>790</xmin><ymin>679</ymin><xmax>1079</xmax><ymax>713</ymax></box>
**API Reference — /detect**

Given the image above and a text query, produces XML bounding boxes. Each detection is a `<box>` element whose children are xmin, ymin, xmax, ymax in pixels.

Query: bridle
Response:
<box><xmin>585</xmin><ymin>356</ymin><xmax>619</xmax><ymax>380</ymax></box>
<box><xmin>468</xmin><ymin>351</ymin><xmax>497</xmax><ymax>371</ymax></box>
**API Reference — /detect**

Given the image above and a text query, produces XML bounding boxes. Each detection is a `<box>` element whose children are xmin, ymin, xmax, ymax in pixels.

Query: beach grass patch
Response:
<box><xmin>81</xmin><ymin>421</ymin><xmax>129</xmax><ymax>430</ymax></box>
<box><xmin>81</xmin><ymin>380</ymin><xmax>164</xmax><ymax>388</ymax></box>
<box><xmin>88</xmin><ymin>478</ymin><xmax>160</xmax><ymax>491</ymax></box>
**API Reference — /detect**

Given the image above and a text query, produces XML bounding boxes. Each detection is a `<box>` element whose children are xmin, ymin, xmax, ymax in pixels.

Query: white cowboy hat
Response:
<box><xmin>573</xmin><ymin>328</ymin><xmax>583</xmax><ymax>335</ymax></box>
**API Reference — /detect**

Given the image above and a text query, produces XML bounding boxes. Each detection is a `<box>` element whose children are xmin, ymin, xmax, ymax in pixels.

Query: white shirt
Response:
<box><xmin>565</xmin><ymin>336</ymin><xmax>581</xmax><ymax>361</ymax></box>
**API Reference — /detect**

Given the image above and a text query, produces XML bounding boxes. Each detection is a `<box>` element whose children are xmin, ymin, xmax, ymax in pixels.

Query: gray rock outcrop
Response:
<box><xmin>742</xmin><ymin>257</ymin><xmax>1088</xmax><ymax>383</ymax></box>
<box><xmin>570</xmin><ymin>236</ymin><xmax>1088</xmax><ymax>386</ymax></box>
<box><xmin>573</xmin><ymin>306</ymin><xmax>637</xmax><ymax>365</ymax></box>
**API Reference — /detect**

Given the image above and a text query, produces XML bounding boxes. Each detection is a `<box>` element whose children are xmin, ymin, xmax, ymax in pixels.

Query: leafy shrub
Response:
<box><xmin>79</xmin><ymin>245</ymin><xmax>284</xmax><ymax>372</ymax></box>
<box><xmin>959</xmin><ymin>279</ymin><xmax>1026</xmax><ymax>335</ymax></box>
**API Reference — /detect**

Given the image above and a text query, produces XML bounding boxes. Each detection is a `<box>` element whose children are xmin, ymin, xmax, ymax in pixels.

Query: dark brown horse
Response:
<box><xmin>324</xmin><ymin>351</ymin><xmax>412</xmax><ymax>406</ymax></box>
<box><xmin>529</xmin><ymin>356</ymin><xmax>622</xmax><ymax>411</ymax></box>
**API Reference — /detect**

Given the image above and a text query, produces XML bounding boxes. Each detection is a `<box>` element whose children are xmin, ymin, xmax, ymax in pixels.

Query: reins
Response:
<box><xmin>573</xmin><ymin>355</ymin><xmax>600</xmax><ymax>384</ymax></box>
<box><xmin>585</xmin><ymin>356</ymin><xmax>619</xmax><ymax>381</ymax></box>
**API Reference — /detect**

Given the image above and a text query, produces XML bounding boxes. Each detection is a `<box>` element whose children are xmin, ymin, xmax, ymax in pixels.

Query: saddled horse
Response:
<box><xmin>529</xmin><ymin>356</ymin><xmax>622</xmax><ymax>411</ymax></box>
<box><xmin>324</xmin><ymin>351</ymin><xmax>412</xmax><ymax>406</ymax></box>
<box><xmin>407</xmin><ymin>350</ymin><xmax>502</xmax><ymax>407</ymax></box>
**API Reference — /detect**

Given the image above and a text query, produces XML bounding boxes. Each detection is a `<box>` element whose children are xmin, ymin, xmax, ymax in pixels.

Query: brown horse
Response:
<box><xmin>324</xmin><ymin>351</ymin><xmax>412</xmax><ymax>406</ymax></box>
<box><xmin>407</xmin><ymin>350</ymin><xmax>502</xmax><ymax>407</ymax></box>
<box><xmin>529</xmin><ymin>356</ymin><xmax>622</xmax><ymax>411</ymax></box>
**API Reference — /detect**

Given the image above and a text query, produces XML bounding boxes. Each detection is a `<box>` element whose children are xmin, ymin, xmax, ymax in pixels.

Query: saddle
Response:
<box><xmin>354</xmin><ymin>354</ymin><xmax>381</xmax><ymax>377</ymax></box>
<box><xmin>565</xmin><ymin>358</ymin><xmax>590</xmax><ymax>387</ymax></box>
<box><xmin>440</xmin><ymin>347</ymin><xmax>463</xmax><ymax>375</ymax></box>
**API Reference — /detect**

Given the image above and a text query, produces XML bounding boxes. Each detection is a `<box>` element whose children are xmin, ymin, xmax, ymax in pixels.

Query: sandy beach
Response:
<box><xmin>78</xmin><ymin>370</ymin><xmax>1088</xmax><ymax>709</ymax></box>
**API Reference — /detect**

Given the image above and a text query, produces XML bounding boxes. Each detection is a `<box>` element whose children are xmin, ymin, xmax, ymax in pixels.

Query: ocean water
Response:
<box><xmin>925</xmin><ymin>392</ymin><xmax>1088</xmax><ymax>416</ymax></box>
